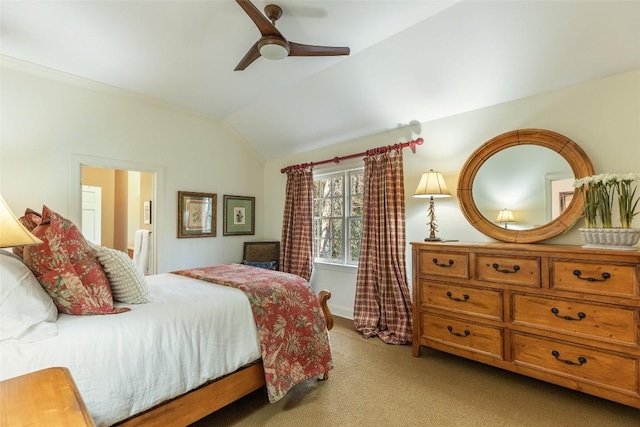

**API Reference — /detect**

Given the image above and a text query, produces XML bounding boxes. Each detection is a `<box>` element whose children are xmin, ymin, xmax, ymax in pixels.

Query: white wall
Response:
<box><xmin>0</xmin><ymin>62</ymin><xmax>266</xmax><ymax>272</ymax></box>
<box><xmin>264</xmin><ymin>69</ymin><xmax>640</xmax><ymax>319</ymax></box>
<box><xmin>2</xmin><ymin>61</ymin><xmax>638</xmax><ymax>318</ymax></box>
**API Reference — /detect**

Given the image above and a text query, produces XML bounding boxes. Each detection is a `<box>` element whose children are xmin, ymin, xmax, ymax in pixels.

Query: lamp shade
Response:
<box><xmin>259</xmin><ymin>36</ymin><xmax>290</xmax><ymax>60</ymax></box>
<box><xmin>0</xmin><ymin>195</ymin><xmax>43</xmax><ymax>248</ymax></box>
<box><xmin>496</xmin><ymin>209</ymin><xmax>515</xmax><ymax>224</ymax></box>
<box><xmin>413</xmin><ymin>170</ymin><xmax>451</xmax><ymax>198</ymax></box>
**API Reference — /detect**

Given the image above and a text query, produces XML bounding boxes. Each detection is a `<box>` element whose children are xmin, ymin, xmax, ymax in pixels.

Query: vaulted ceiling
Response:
<box><xmin>2</xmin><ymin>1</ymin><xmax>639</xmax><ymax>159</ymax></box>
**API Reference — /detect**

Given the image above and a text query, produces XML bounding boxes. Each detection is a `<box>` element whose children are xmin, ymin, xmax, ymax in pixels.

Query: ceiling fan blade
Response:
<box><xmin>236</xmin><ymin>0</ymin><xmax>282</xmax><ymax>37</ymax></box>
<box><xmin>235</xmin><ymin>42</ymin><xmax>261</xmax><ymax>71</ymax></box>
<box><xmin>288</xmin><ymin>42</ymin><xmax>350</xmax><ymax>57</ymax></box>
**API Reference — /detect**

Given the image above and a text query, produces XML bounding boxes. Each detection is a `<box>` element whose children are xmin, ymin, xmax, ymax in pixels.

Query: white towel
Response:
<box><xmin>133</xmin><ymin>230</ymin><xmax>152</xmax><ymax>275</ymax></box>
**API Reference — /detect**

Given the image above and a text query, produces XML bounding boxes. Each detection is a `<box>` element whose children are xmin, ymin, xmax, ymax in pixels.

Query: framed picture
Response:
<box><xmin>143</xmin><ymin>200</ymin><xmax>152</xmax><ymax>225</ymax></box>
<box><xmin>177</xmin><ymin>191</ymin><xmax>216</xmax><ymax>238</ymax></box>
<box><xmin>559</xmin><ymin>191</ymin><xmax>574</xmax><ymax>214</ymax></box>
<box><xmin>223</xmin><ymin>195</ymin><xmax>255</xmax><ymax>236</ymax></box>
<box><xmin>547</xmin><ymin>175</ymin><xmax>575</xmax><ymax>221</ymax></box>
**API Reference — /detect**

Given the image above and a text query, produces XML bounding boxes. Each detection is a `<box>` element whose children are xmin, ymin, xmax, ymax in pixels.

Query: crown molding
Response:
<box><xmin>0</xmin><ymin>55</ymin><xmax>222</xmax><ymax>123</ymax></box>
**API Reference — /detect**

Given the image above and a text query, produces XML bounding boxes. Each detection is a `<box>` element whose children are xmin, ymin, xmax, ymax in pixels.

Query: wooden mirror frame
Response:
<box><xmin>457</xmin><ymin>129</ymin><xmax>595</xmax><ymax>243</ymax></box>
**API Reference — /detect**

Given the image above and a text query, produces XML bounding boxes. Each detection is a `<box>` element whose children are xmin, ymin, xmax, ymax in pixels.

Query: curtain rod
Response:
<box><xmin>280</xmin><ymin>138</ymin><xmax>423</xmax><ymax>174</ymax></box>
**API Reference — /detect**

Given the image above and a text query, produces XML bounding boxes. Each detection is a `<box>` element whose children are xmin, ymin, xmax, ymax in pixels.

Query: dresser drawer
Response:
<box><xmin>475</xmin><ymin>254</ymin><xmax>540</xmax><ymax>288</ymax></box>
<box><xmin>418</xmin><ymin>250</ymin><xmax>469</xmax><ymax>279</ymax></box>
<box><xmin>420</xmin><ymin>280</ymin><xmax>503</xmax><ymax>321</ymax></box>
<box><xmin>420</xmin><ymin>313</ymin><xmax>503</xmax><ymax>359</ymax></box>
<box><xmin>512</xmin><ymin>293</ymin><xmax>639</xmax><ymax>346</ymax></box>
<box><xmin>551</xmin><ymin>259</ymin><xmax>639</xmax><ymax>299</ymax></box>
<box><xmin>512</xmin><ymin>332</ymin><xmax>639</xmax><ymax>395</ymax></box>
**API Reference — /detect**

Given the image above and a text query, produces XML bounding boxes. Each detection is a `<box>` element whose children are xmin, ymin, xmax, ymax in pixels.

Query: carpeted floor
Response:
<box><xmin>191</xmin><ymin>316</ymin><xmax>639</xmax><ymax>426</ymax></box>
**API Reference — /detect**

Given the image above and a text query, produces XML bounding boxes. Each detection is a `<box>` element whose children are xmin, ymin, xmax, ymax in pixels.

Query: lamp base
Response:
<box><xmin>424</xmin><ymin>237</ymin><xmax>442</xmax><ymax>242</ymax></box>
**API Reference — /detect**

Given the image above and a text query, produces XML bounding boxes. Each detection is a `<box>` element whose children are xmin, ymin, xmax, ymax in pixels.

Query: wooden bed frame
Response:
<box><xmin>116</xmin><ymin>240</ymin><xmax>333</xmax><ymax>427</ymax></box>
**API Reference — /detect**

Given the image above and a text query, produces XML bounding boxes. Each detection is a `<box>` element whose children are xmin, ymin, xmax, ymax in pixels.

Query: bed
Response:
<box><xmin>0</xmin><ymin>207</ymin><xmax>333</xmax><ymax>426</ymax></box>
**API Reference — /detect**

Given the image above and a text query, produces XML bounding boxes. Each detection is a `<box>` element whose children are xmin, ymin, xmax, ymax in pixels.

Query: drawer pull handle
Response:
<box><xmin>492</xmin><ymin>263</ymin><xmax>520</xmax><ymax>274</ymax></box>
<box><xmin>573</xmin><ymin>270</ymin><xmax>611</xmax><ymax>282</ymax></box>
<box><xmin>446</xmin><ymin>291</ymin><xmax>469</xmax><ymax>302</ymax></box>
<box><xmin>551</xmin><ymin>307</ymin><xmax>586</xmax><ymax>321</ymax></box>
<box><xmin>447</xmin><ymin>326</ymin><xmax>470</xmax><ymax>337</ymax></box>
<box><xmin>433</xmin><ymin>258</ymin><xmax>454</xmax><ymax>268</ymax></box>
<box><xmin>551</xmin><ymin>350</ymin><xmax>587</xmax><ymax>366</ymax></box>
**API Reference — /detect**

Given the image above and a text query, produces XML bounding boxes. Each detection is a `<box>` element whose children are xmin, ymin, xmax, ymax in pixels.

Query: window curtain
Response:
<box><xmin>354</xmin><ymin>149</ymin><xmax>413</xmax><ymax>344</ymax></box>
<box><xmin>280</xmin><ymin>168</ymin><xmax>314</xmax><ymax>281</ymax></box>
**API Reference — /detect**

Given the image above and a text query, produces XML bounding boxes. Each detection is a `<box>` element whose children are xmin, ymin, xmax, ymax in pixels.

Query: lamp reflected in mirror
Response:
<box><xmin>496</xmin><ymin>208</ymin><xmax>515</xmax><ymax>229</ymax></box>
<box><xmin>413</xmin><ymin>170</ymin><xmax>451</xmax><ymax>241</ymax></box>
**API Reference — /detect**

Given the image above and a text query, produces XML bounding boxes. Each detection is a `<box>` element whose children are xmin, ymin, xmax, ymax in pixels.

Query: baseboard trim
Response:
<box><xmin>328</xmin><ymin>303</ymin><xmax>353</xmax><ymax>320</ymax></box>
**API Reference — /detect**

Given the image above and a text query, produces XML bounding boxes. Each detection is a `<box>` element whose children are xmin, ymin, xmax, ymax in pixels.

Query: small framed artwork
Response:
<box><xmin>177</xmin><ymin>191</ymin><xmax>217</xmax><ymax>238</ymax></box>
<box><xmin>143</xmin><ymin>200</ymin><xmax>152</xmax><ymax>225</ymax></box>
<box><xmin>548</xmin><ymin>175</ymin><xmax>575</xmax><ymax>221</ymax></box>
<box><xmin>223</xmin><ymin>195</ymin><xmax>255</xmax><ymax>236</ymax></box>
<box><xmin>559</xmin><ymin>191</ymin><xmax>574</xmax><ymax>214</ymax></box>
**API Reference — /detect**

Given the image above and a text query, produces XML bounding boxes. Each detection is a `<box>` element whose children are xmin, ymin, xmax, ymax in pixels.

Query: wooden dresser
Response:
<box><xmin>411</xmin><ymin>241</ymin><xmax>640</xmax><ymax>409</ymax></box>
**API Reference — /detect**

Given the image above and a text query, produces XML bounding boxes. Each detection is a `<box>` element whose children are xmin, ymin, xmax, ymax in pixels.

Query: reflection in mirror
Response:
<box><xmin>473</xmin><ymin>145</ymin><xmax>574</xmax><ymax>230</ymax></box>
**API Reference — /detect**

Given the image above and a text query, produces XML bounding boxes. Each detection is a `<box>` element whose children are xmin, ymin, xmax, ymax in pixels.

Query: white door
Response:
<box><xmin>82</xmin><ymin>185</ymin><xmax>102</xmax><ymax>245</ymax></box>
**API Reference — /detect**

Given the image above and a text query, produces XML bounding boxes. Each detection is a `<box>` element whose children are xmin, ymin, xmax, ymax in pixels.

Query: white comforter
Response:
<box><xmin>0</xmin><ymin>273</ymin><xmax>261</xmax><ymax>426</ymax></box>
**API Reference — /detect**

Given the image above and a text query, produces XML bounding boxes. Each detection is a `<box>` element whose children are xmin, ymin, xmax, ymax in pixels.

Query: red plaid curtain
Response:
<box><xmin>280</xmin><ymin>168</ymin><xmax>314</xmax><ymax>281</ymax></box>
<box><xmin>354</xmin><ymin>149</ymin><xmax>412</xmax><ymax>344</ymax></box>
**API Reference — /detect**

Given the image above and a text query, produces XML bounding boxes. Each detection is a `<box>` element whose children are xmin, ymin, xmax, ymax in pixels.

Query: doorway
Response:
<box><xmin>81</xmin><ymin>166</ymin><xmax>153</xmax><ymax>255</ymax></box>
<box><xmin>70</xmin><ymin>155</ymin><xmax>164</xmax><ymax>274</ymax></box>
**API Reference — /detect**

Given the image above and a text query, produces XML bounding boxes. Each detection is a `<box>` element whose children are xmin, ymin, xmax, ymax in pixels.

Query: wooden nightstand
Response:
<box><xmin>1</xmin><ymin>367</ymin><xmax>95</xmax><ymax>426</ymax></box>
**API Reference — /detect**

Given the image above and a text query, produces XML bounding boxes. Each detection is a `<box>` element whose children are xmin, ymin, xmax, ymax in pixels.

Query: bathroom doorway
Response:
<box><xmin>70</xmin><ymin>155</ymin><xmax>164</xmax><ymax>274</ymax></box>
<box><xmin>81</xmin><ymin>166</ymin><xmax>153</xmax><ymax>257</ymax></box>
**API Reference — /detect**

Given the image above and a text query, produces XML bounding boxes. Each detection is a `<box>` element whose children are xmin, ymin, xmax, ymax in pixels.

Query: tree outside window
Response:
<box><xmin>314</xmin><ymin>169</ymin><xmax>364</xmax><ymax>265</ymax></box>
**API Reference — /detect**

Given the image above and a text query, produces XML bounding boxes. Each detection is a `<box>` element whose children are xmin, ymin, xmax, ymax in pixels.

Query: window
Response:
<box><xmin>313</xmin><ymin>169</ymin><xmax>364</xmax><ymax>265</ymax></box>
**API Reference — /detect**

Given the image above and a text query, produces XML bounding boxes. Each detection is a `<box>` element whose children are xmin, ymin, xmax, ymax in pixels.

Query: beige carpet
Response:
<box><xmin>191</xmin><ymin>316</ymin><xmax>639</xmax><ymax>427</ymax></box>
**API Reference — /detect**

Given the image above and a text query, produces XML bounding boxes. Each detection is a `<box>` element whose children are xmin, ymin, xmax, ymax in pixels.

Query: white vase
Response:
<box><xmin>579</xmin><ymin>228</ymin><xmax>640</xmax><ymax>250</ymax></box>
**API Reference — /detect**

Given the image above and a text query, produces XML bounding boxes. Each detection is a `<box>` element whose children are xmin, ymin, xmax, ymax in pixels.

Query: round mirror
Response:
<box><xmin>457</xmin><ymin>129</ymin><xmax>595</xmax><ymax>243</ymax></box>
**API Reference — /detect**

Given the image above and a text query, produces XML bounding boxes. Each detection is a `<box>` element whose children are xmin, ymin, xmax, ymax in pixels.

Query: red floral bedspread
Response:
<box><xmin>172</xmin><ymin>263</ymin><xmax>333</xmax><ymax>402</ymax></box>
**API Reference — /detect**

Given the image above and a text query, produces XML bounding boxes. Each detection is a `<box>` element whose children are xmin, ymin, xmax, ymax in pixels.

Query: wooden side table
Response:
<box><xmin>1</xmin><ymin>367</ymin><xmax>94</xmax><ymax>426</ymax></box>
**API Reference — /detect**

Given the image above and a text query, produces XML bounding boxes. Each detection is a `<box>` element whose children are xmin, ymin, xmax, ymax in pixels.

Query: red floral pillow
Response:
<box><xmin>12</xmin><ymin>208</ymin><xmax>42</xmax><ymax>259</ymax></box>
<box><xmin>23</xmin><ymin>206</ymin><xmax>129</xmax><ymax>315</ymax></box>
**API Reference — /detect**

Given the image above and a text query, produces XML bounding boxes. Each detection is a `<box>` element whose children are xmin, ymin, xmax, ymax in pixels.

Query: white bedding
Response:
<box><xmin>0</xmin><ymin>273</ymin><xmax>261</xmax><ymax>426</ymax></box>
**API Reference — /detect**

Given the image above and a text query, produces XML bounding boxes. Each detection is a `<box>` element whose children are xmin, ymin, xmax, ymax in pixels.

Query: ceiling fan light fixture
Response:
<box><xmin>234</xmin><ymin>0</ymin><xmax>349</xmax><ymax>70</ymax></box>
<box><xmin>258</xmin><ymin>36</ymin><xmax>290</xmax><ymax>60</ymax></box>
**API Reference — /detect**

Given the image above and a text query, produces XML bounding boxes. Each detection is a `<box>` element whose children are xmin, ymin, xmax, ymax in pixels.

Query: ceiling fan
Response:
<box><xmin>234</xmin><ymin>0</ymin><xmax>350</xmax><ymax>71</ymax></box>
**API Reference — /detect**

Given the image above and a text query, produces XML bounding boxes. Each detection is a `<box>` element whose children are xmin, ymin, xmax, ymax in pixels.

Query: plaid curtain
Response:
<box><xmin>280</xmin><ymin>168</ymin><xmax>314</xmax><ymax>281</ymax></box>
<box><xmin>354</xmin><ymin>149</ymin><xmax>412</xmax><ymax>344</ymax></box>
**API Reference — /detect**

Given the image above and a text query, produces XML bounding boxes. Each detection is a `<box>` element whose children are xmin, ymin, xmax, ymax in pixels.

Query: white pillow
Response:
<box><xmin>0</xmin><ymin>250</ymin><xmax>58</xmax><ymax>342</ymax></box>
<box><xmin>90</xmin><ymin>244</ymin><xmax>151</xmax><ymax>304</ymax></box>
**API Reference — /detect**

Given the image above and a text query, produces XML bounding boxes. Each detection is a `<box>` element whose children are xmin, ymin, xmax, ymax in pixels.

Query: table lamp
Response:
<box><xmin>413</xmin><ymin>170</ymin><xmax>451</xmax><ymax>241</ymax></box>
<box><xmin>496</xmin><ymin>208</ymin><xmax>515</xmax><ymax>229</ymax></box>
<box><xmin>0</xmin><ymin>195</ymin><xmax>42</xmax><ymax>248</ymax></box>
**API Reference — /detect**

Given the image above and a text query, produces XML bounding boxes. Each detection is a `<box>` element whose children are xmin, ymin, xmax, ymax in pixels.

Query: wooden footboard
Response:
<box><xmin>318</xmin><ymin>289</ymin><xmax>334</xmax><ymax>331</ymax></box>
<box><xmin>116</xmin><ymin>290</ymin><xmax>333</xmax><ymax>427</ymax></box>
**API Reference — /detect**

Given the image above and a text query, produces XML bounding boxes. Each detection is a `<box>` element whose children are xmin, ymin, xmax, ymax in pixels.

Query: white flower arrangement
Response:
<box><xmin>574</xmin><ymin>173</ymin><xmax>640</xmax><ymax>229</ymax></box>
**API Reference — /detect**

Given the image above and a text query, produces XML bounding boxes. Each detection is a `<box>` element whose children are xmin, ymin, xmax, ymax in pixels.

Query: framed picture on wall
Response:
<box><xmin>223</xmin><ymin>195</ymin><xmax>255</xmax><ymax>236</ymax></box>
<box><xmin>559</xmin><ymin>191</ymin><xmax>574</xmax><ymax>214</ymax></box>
<box><xmin>177</xmin><ymin>191</ymin><xmax>217</xmax><ymax>238</ymax></box>
<box><xmin>143</xmin><ymin>200</ymin><xmax>152</xmax><ymax>225</ymax></box>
